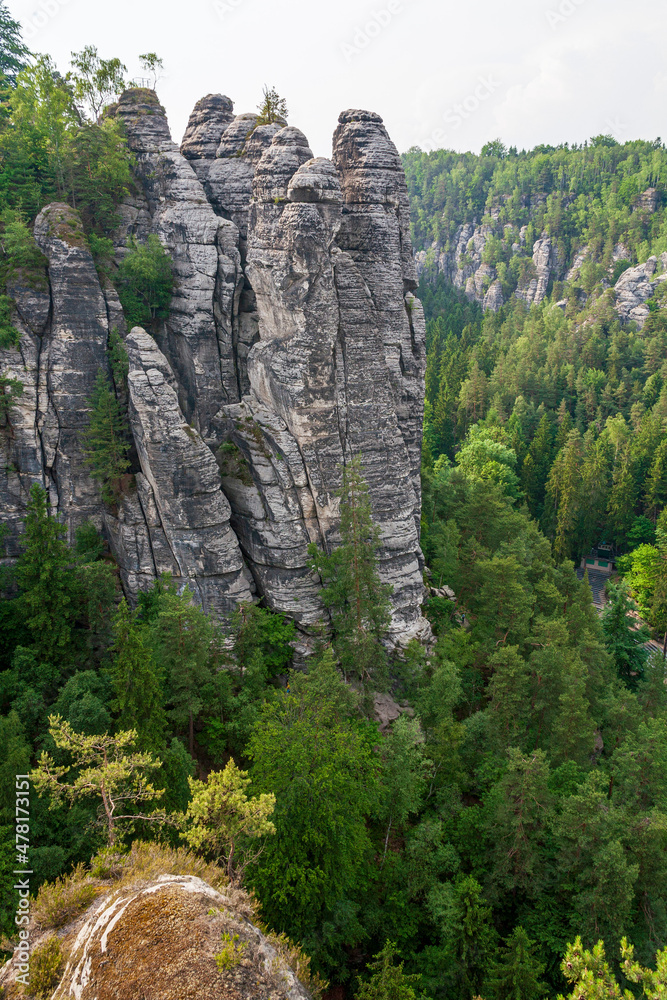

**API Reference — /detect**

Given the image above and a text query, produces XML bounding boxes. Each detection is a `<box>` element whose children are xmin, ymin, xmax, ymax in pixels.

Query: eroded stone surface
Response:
<box><xmin>0</xmin><ymin>875</ymin><xmax>311</xmax><ymax>1000</ymax></box>
<box><xmin>0</xmin><ymin>92</ymin><xmax>428</xmax><ymax>643</ymax></box>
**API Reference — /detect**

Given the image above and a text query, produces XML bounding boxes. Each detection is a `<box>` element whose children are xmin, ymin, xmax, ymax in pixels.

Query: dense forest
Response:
<box><xmin>403</xmin><ymin>137</ymin><xmax>667</xmax><ymax>279</ymax></box>
<box><xmin>2</xmin><ymin>4</ymin><xmax>667</xmax><ymax>999</ymax></box>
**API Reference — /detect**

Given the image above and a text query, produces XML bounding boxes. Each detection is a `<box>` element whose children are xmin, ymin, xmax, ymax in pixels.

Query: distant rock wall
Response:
<box><xmin>0</xmin><ymin>90</ymin><xmax>428</xmax><ymax>644</ymax></box>
<box><xmin>416</xmin><ymin>208</ymin><xmax>667</xmax><ymax>325</ymax></box>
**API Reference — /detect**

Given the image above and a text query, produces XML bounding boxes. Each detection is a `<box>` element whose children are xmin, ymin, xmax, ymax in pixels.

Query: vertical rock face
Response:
<box><xmin>0</xmin><ymin>90</ymin><xmax>428</xmax><ymax>645</ymax></box>
<box><xmin>180</xmin><ymin>93</ymin><xmax>235</xmax><ymax>159</ymax></box>
<box><xmin>106</xmin><ymin>329</ymin><xmax>254</xmax><ymax>614</ymax></box>
<box><xmin>0</xmin><ymin>204</ymin><xmax>108</xmax><ymax>552</ymax></box>
<box><xmin>111</xmin><ymin>89</ymin><xmax>245</xmax><ymax>433</ymax></box>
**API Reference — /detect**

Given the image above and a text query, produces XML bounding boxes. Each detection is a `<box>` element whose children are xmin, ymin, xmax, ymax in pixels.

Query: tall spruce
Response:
<box><xmin>83</xmin><ymin>369</ymin><xmax>131</xmax><ymax>503</ymax></box>
<box><xmin>109</xmin><ymin>599</ymin><xmax>166</xmax><ymax>752</ymax></box>
<box><xmin>308</xmin><ymin>455</ymin><xmax>392</xmax><ymax>681</ymax></box>
<box><xmin>14</xmin><ymin>483</ymin><xmax>77</xmax><ymax>668</ymax></box>
<box><xmin>0</xmin><ymin>3</ymin><xmax>29</xmax><ymax>84</ymax></box>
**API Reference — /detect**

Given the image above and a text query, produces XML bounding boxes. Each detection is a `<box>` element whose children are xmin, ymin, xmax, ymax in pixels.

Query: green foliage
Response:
<box><xmin>308</xmin><ymin>456</ymin><xmax>392</xmax><ymax>681</ymax></box>
<box><xmin>0</xmin><ymin>293</ymin><xmax>18</xmax><ymax>347</ymax></box>
<box><xmin>69</xmin><ymin>45</ymin><xmax>126</xmax><ymax>120</ymax></box>
<box><xmin>355</xmin><ymin>941</ymin><xmax>429</xmax><ymax>1000</ymax></box>
<box><xmin>109</xmin><ymin>599</ymin><xmax>166</xmax><ymax>751</ymax></box>
<box><xmin>27</xmin><ymin>936</ymin><xmax>65</xmax><ymax>998</ymax></box>
<box><xmin>14</xmin><ymin>484</ymin><xmax>77</xmax><ymax>673</ymax></box>
<box><xmin>0</xmin><ymin>51</ymin><xmax>132</xmax><ymax>231</ymax></box>
<box><xmin>83</xmin><ymin>369</ymin><xmax>131</xmax><ymax>503</ymax></box>
<box><xmin>0</xmin><ymin>371</ymin><xmax>22</xmax><ymax>416</ymax></box>
<box><xmin>487</xmin><ymin>926</ymin><xmax>547</xmax><ymax>1000</ymax></box>
<box><xmin>63</xmin><ymin>119</ymin><xmax>134</xmax><ymax>234</ymax></box>
<box><xmin>247</xmin><ymin>650</ymin><xmax>380</xmax><ymax>972</ymax></box>
<box><xmin>148</xmin><ymin>587</ymin><xmax>217</xmax><ymax>756</ymax></box>
<box><xmin>116</xmin><ymin>234</ymin><xmax>174</xmax><ymax>331</ymax></box>
<box><xmin>214</xmin><ymin>931</ymin><xmax>247</xmax><ymax>971</ymax></box>
<box><xmin>0</xmin><ymin>209</ymin><xmax>47</xmax><ymax>279</ymax></box>
<box><xmin>138</xmin><ymin>53</ymin><xmax>164</xmax><ymax>89</ymax></box>
<box><xmin>0</xmin><ymin>2</ymin><xmax>29</xmax><ymax>85</ymax></box>
<box><xmin>560</xmin><ymin>936</ymin><xmax>667</xmax><ymax>999</ymax></box>
<box><xmin>31</xmin><ymin>716</ymin><xmax>165</xmax><ymax>847</ymax></box>
<box><xmin>182</xmin><ymin>759</ymin><xmax>275</xmax><ymax>882</ymax></box>
<box><xmin>601</xmin><ymin>582</ymin><xmax>650</xmax><ymax>688</ymax></box>
<box><xmin>255</xmin><ymin>85</ymin><xmax>288</xmax><ymax>126</ymax></box>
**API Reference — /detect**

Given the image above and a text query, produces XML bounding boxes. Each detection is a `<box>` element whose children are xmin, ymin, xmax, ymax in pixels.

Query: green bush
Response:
<box><xmin>33</xmin><ymin>864</ymin><xmax>97</xmax><ymax>929</ymax></box>
<box><xmin>0</xmin><ymin>295</ymin><xmax>19</xmax><ymax>348</ymax></box>
<box><xmin>0</xmin><ymin>211</ymin><xmax>47</xmax><ymax>284</ymax></box>
<box><xmin>116</xmin><ymin>235</ymin><xmax>173</xmax><ymax>332</ymax></box>
<box><xmin>27</xmin><ymin>936</ymin><xmax>64</xmax><ymax>999</ymax></box>
<box><xmin>214</xmin><ymin>931</ymin><xmax>246</xmax><ymax>971</ymax></box>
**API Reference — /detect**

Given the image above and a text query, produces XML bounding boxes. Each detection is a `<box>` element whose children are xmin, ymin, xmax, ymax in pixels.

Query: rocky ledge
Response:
<box><xmin>0</xmin><ymin>873</ymin><xmax>312</xmax><ymax>1000</ymax></box>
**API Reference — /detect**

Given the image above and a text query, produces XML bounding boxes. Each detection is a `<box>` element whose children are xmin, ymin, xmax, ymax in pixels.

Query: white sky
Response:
<box><xmin>7</xmin><ymin>0</ymin><xmax>667</xmax><ymax>158</ymax></box>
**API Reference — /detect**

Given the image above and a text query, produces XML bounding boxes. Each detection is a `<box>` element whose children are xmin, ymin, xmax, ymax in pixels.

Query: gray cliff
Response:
<box><xmin>0</xmin><ymin>89</ymin><xmax>428</xmax><ymax>645</ymax></box>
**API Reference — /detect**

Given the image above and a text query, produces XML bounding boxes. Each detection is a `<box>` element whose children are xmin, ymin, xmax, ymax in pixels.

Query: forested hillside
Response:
<box><xmin>404</xmin><ymin>138</ymin><xmax>667</xmax><ymax>275</ymax></box>
<box><xmin>405</xmin><ymin>140</ymin><xmax>667</xmax><ymax>574</ymax></box>
<box><xmin>1</xmin><ymin>3</ymin><xmax>667</xmax><ymax>998</ymax></box>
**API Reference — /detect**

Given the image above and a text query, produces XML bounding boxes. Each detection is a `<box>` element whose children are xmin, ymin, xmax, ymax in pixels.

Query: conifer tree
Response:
<box><xmin>83</xmin><ymin>370</ymin><xmax>131</xmax><ymax>503</ymax></box>
<box><xmin>0</xmin><ymin>2</ymin><xmax>29</xmax><ymax>84</ymax></box>
<box><xmin>644</xmin><ymin>437</ymin><xmax>667</xmax><ymax>520</ymax></box>
<box><xmin>255</xmin><ymin>85</ymin><xmax>288</xmax><ymax>125</ymax></box>
<box><xmin>150</xmin><ymin>588</ymin><xmax>216</xmax><ymax>756</ymax></box>
<box><xmin>487</xmin><ymin>926</ymin><xmax>547</xmax><ymax>1000</ymax></box>
<box><xmin>14</xmin><ymin>483</ymin><xmax>77</xmax><ymax>668</ymax></box>
<box><xmin>308</xmin><ymin>456</ymin><xmax>392</xmax><ymax>681</ymax></box>
<box><xmin>544</xmin><ymin>429</ymin><xmax>584</xmax><ymax>560</ymax></box>
<box><xmin>109</xmin><ymin>599</ymin><xmax>166</xmax><ymax>751</ymax></box>
<box><xmin>601</xmin><ymin>582</ymin><xmax>650</xmax><ymax>689</ymax></box>
<box><xmin>521</xmin><ymin>413</ymin><xmax>553</xmax><ymax>519</ymax></box>
<box><xmin>354</xmin><ymin>941</ymin><xmax>426</xmax><ymax>1000</ymax></box>
<box><xmin>607</xmin><ymin>447</ymin><xmax>637</xmax><ymax>550</ymax></box>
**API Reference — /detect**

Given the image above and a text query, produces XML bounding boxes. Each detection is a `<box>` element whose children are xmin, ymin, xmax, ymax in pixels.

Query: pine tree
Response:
<box><xmin>109</xmin><ymin>599</ymin><xmax>166</xmax><ymax>751</ymax></box>
<box><xmin>644</xmin><ymin>437</ymin><xmax>667</xmax><ymax>521</ymax></box>
<box><xmin>521</xmin><ymin>414</ymin><xmax>553</xmax><ymax>520</ymax></box>
<box><xmin>544</xmin><ymin>429</ymin><xmax>584</xmax><ymax>561</ymax></box>
<box><xmin>255</xmin><ymin>85</ymin><xmax>288</xmax><ymax>126</ymax></box>
<box><xmin>607</xmin><ymin>447</ymin><xmax>637</xmax><ymax>550</ymax></box>
<box><xmin>601</xmin><ymin>582</ymin><xmax>650</xmax><ymax>689</ymax></box>
<box><xmin>14</xmin><ymin>483</ymin><xmax>77</xmax><ymax>670</ymax></box>
<box><xmin>83</xmin><ymin>370</ymin><xmax>131</xmax><ymax>503</ymax></box>
<box><xmin>308</xmin><ymin>456</ymin><xmax>392</xmax><ymax>681</ymax></box>
<box><xmin>487</xmin><ymin>926</ymin><xmax>547</xmax><ymax>1000</ymax></box>
<box><xmin>0</xmin><ymin>3</ymin><xmax>29</xmax><ymax>84</ymax></box>
<box><xmin>150</xmin><ymin>588</ymin><xmax>216</xmax><ymax>756</ymax></box>
<box><xmin>354</xmin><ymin>941</ymin><xmax>425</xmax><ymax>1000</ymax></box>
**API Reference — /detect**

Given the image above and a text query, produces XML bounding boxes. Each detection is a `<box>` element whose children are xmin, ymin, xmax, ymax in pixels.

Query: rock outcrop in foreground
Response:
<box><xmin>0</xmin><ymin>89</ymin><xmax>428</xmax><ymax>644</ymax></box>
<box><xmin>0</xmin><ymin>873</ymin><xmax>312</xmax><ymax>1000</ymax></box>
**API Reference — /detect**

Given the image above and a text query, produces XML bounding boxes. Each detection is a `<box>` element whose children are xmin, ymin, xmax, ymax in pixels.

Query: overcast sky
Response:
<box><xmin>7</xmin><ymin>0</ymin><xmax>667</xmax><ymax>158</ymax></box>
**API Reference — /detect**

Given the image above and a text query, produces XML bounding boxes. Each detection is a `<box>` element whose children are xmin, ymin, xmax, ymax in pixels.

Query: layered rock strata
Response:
<box><xmin>0</xmin><ymin>204</ymin><xmax>110</xmax><ymax>553</ymax></box>
<box><xmin>0</xmin><ymin>89</ymin><xmax>428</xmax><ymax>643</ymax></box>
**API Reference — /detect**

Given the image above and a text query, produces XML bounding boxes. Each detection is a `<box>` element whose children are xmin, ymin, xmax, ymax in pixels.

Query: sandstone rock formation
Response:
<box><xmin>0</xmin><ymin>89</ymin><xmax>428</xmax><ymax>645</ymax></box>
<box><xmin>613</xmin><ymin>253</ymin><xmax>667</xmax><ymax>328</ymax></box>
<box><xmin>0</xmin><ymin>204</ymin><xmax>110</xmax><ymax>555</ymax></box>
<box><xmin>416</xmin><ymin>213</ymin><xmax>667</xmax><ymax>326</ymax></box>
<box><xmin>0</xmin><ymin>873</ymin><xmax>312</xmax><ymax>1000</ymax></box>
